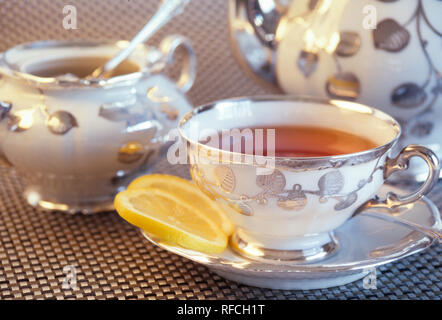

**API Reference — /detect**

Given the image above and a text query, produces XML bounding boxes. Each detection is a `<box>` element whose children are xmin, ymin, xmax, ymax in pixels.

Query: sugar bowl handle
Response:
<box><xmin>0</xmin><ymin>101</ymin><xmax>12</xmax><ymax>167</ymax></box>
<box><xmin>364</xmin><ymin>145</ymin><xmax>440</xmax><ymax>210</ymax></box>
<box><xmin>156</xmin><ymin>35</ymin><xmax>197</xmax><ymax>93</ymax></box>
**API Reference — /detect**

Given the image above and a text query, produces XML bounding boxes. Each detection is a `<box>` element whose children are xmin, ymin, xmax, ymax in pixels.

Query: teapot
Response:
<box><xmin>0</xmin><ymin>36</ymin><xmax>196</xmax><ymax>213</ymax></box>
<box><xmin>229</xmin><ymin>0</ymin><xmax>442</xmax><ymax>180</ymax></box>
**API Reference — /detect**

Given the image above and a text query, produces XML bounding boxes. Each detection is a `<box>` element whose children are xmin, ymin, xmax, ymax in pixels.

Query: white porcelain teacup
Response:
<box><xmin>178</xmin><ymin>96</ymin><xmax>440</xmax><ymax>263</ymax></box>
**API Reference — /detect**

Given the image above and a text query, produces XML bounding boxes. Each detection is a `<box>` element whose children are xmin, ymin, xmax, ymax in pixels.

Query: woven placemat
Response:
<box><xmin>0</xmin><ymin>157</ymin><xmax>440</xmax><ymax>300</ymax></box>
<box><xmin>0</xmin><ymin>0</ymin><xmax>440</xmax><ymax>299</ymax></box>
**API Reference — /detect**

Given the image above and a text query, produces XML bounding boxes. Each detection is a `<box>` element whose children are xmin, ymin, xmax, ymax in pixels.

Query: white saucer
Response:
<box><xmin>141</xmin><ymin>185</ymin><xmax>441</xmax><ymax>290</ymax></box>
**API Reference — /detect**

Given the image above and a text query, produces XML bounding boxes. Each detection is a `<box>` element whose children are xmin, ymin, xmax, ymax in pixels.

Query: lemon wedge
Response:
<box><xmin>127</xmin><ymin>174</ymin><xmax>234</xmax><ymax>236</ymax></box>
<box><xmin>114</xmin><ymin>188</ymin><xmax>228</xmax><ymax>253</ymax></box>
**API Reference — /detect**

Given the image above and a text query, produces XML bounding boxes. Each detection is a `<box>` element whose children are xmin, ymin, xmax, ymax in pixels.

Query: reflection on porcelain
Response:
<box><xmin>0</xmin><ymin>37</ymin><xmax>196</xmax><ymax>213</ymax></box>
<box><xmin>229</xmin><ymin>0</ymin><xmax>442</xmax><ymax>180</ymax></box>
<box><xmin>179</xmin><ymin>96</ymin><xmax>439</xmax><ymax>264</ymax></box>
<box><xmin>142</xmin><ymin>185</ymin><xmax>441</xmax><ymax>290</ymax></box>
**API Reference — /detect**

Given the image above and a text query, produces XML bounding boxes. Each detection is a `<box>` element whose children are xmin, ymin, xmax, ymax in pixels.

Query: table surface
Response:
<box><xmin>0</xmin><ymin>158</ymin><xmax>440</xmax><ymax>300</ymax></box>
<box><xmin>0</xmin><ymin>0</ymin><xmax>440</xmax><ymax>300</ymax></box>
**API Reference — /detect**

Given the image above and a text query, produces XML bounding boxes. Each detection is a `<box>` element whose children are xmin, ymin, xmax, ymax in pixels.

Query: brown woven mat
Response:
<box><xmin>0</xmin><ymin>158</ymin><xmax>441</xmax><ymax>300</ymax></box>
<box><xmin>0</xmin><ymin>0</ymin><xmax>440</xmax><ymax>299</ymax></box>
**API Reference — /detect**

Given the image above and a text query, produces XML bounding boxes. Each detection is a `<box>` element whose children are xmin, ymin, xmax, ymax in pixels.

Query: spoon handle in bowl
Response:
<box><xmin>96</xmin><ymin>0</ymin><xmax>190</xmax><ymax>78</ymax></box>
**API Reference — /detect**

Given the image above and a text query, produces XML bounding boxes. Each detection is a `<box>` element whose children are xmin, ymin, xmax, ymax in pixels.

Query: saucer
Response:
<box><xmin>141</xmin><ymin>185</ymin><xmax>441</xmax><ymax>290</ymax></box>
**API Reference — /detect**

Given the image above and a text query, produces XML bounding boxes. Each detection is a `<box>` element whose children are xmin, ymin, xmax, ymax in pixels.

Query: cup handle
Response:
<box><xmin>363</xmin><ymin>145</ymin><xmax>440</xmax><ymax>210</ymax></box>
<box><xmin>157</xmin><ymin>35</ymin><xmax>197</xmax><ymax>93</ymax></box>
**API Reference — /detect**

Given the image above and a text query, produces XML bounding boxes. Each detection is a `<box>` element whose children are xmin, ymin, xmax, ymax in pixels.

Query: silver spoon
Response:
<box><xmin>89</xmin><ymin>0</ymin><xmax>189</xmax><ymax>79</ymax></box>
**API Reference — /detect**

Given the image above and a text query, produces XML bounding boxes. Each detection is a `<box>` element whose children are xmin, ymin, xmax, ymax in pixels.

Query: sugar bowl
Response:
<box><xmin>0</xmin><ymin>37</ymin><xmax>196</xmax><ymax>213</ymax></box>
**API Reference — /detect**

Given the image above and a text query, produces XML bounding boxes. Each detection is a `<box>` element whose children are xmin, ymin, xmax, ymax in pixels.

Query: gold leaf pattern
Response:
<box><xmin>317</xmin><ymin>171</ymin><xmax>345</xmax><ymax>196</ymax></box>
<box><xmin>214</xmin><ymin>165</ymin><xmax>236</xmax><ymax>193</ymax></box>
<box><xmin>334</xmin><ymin>192</ymin><xmax>358</xmax><ymax>210</ymax></box>
<box><xmin>256</xmin><ymin>169</ymin><xmax>286</xmax><ymax>193</ymax></box>
<box><xmin>373</xmin><ymin>18</ymin><xmax>410</xmax><ymax>52</ymax></box>
<box><xmin>190</xmin><ymin>160</ymin><xmax>381</xmax><ymax>215</ymax></box>
<box><xmin>228</xmin><ymin>201</ymin><xmax>253</xmax><ymax>216</ymax></box>
<box><xmin>391</xmin><ymin>83</ymin><xmax>427</xmax><ymax>109</ymax></box>
<box><xmin>118</xmin><ymin>142</ymin><xmax>144</xmax><ymax>164</ymax></box>
<box><xmin>336</xmin><ymin>31</ymin><xmax>361</xmax><ymax>57</ymax></box>
<box><xmin>409</xmin><ymin>121</ymin><xmax>434</xmax><ymax>137</ymax></box>
<box><xmin>277</xmin><ymin>185</ymin><xmax>307</xmax><ymax>211</ymax></box>
<box><xmin>46</xmin><ymin>111</ymin><xmax>78</xmax><ymax>135</ymax></box>
<box><xmin>297</xmin><ymin>50</ymin><xmax>318</xmax><ymax>78</ymax></box>
<box><xmin>0</xmin><ymin>101</ymin><xmax>12</xmax><ymax>120</ymax></box>
<box><xmin>326</xmin><ymin>72</ymin><xmax>360</xmax><ymax>100</ymax></box>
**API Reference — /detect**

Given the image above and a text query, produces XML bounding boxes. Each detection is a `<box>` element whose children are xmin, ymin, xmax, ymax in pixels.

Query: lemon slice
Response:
<box><xmin>114</xmin><ymin>188</ymin><xmax>228</xmax><ymax>253</ymax></box>
<box><xmin>127</xmin><ymin>174</ymin><xmax>234</xmax><ymax>235</ymax></box>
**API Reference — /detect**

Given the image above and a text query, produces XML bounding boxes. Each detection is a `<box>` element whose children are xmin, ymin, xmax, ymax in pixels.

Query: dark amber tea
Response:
<box><xmin>213</xmin><ymin>126</ymin><xmax>378</xmax><ymax>158</ymax></box>
<box><xmin>26</xmin><ymin>56</ymin><xmax>140</xmax><ymax>78</ymax></box>
<box><xmin>266</xmin><ymin>126</ymin><xmax>377</xmax><ymax>157</ymax></box>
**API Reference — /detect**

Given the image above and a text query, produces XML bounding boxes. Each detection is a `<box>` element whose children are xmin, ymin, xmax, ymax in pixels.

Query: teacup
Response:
<box><xmin>0</xmin><ymin>37</ymin><xmax>196</xmax><ymax>213</ymax></box>
<box><xmin>178</xmin><ymin>96</ymin><xmax>440</xmax><ymax>263</ymax></box>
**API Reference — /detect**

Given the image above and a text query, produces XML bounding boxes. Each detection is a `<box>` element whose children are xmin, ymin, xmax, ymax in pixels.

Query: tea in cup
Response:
<box><xmin>178</xmin><ymin>96</ymin><xmax>439</xmax><ymax>263</ymax></box>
